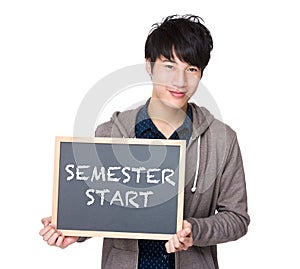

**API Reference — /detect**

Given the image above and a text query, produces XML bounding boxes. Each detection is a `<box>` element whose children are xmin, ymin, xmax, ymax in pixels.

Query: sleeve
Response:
<box><xmin>187</xmin><ymin>135</ymin><xmax>250</xmax><ymax>247</ymax></box>
<box><xmin>77</xmin><ymin>237</ymin><xmax>89</xmax><ymax>243</ymax></box>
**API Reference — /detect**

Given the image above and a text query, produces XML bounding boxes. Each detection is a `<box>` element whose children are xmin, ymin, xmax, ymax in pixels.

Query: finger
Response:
<box><xmin>39</xmin><ymin>224</ymin><xmax>53</xmax><ymax>236</ymax></box>
<box><xmin>43</xmin><ymin>227</ymin><xmax>56</xmax><ymax>241</ymax></box>
<box><xmin>165</xmin><ymin>240</ymin><xmax>175</xmax><ymax>254</ymax></box>
<box><xmin>183</xmin><ymin>220</ymin><xmax>192</xmax><ymax>228</ymax></box>
<box><xmin>167</xmin><ymin>236</ymin><xmax>178</xmax><ymax>253</ymax></box>
<box><xmin>182</xmin><ymin>220</ymin><xmax>192</xmax><ymax>231</ymax></box>
<box><xmin>47</xmin><ymin>231</ymin><xmax>61</xmax><ymax>246</ymax></box>
<box><xmin>55</xmin><ymin>235</ymin><xmax>64</xmax><ymax>247</ymax></box>
<box><xmin>179</xmin><ymin>235</ymin><xmax>192</xmax><ymax>244</ymax></box>
<box><xmin>178</xmin><ymin>228</ymin><xmax>192</xmax><ymax>243</ymax></box>
<box><xmin>166</xmin><ymin>241</ymin><xmax>173</xmax><ymax>253</ymax></box>
<box><xmin>180</xmin><ymin>227</ymin><xmax>191</xmax><ymax>238</ymax></box>
<box><xmin>41</xmin><ymin>217</ymin><xmax>52</xmax><ymax>227</ymax></box>
<box><xmin>165</xmin><ymin>241</ymin><xmax>171</xmax><ymax>253</ymax></box>
<box><xmin>170</xmin><ymin>238</ymin><xmax>178</xmax><ymax>253</ymax></box>
<box><xmin>179</xmin><ymin>236</ymin><xmax>193</xmax><ymax>249</ymax></box>
<box><xmin>172</xmin><ymin>234</ymin><xmax>181</xmax><ymax>249</ymax></box>
<box><xmin>61</xmin><ymin>236</ymin><xmax>78</xmax><ymax>249</ymax></box>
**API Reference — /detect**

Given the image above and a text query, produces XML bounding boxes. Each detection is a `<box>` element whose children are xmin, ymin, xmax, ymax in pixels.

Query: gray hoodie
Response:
<box><xmin>94</xmin><ymin>102</ymin><xmax>250</xmax><ymax>269</ymax></box>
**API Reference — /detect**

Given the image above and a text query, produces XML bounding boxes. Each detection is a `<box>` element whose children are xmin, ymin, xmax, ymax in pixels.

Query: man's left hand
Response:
<box><xmin>165</xmin><ymin>220</ymin><xmax>193</xmax><ymax>253</ymax></box>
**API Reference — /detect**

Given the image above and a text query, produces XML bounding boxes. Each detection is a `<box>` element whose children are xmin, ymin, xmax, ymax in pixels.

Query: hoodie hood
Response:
<box><xmin>189</xmin><ymin>103</ymin><xmax>214</xmax><ymax>140</ymax></box>
<box><xmin>108</xmin><ymin>102</ymin><xmax>215</xmax><ymax>140</ymax></box>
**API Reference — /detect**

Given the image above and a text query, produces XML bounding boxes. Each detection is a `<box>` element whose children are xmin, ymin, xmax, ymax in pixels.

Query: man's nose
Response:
<box><xmin>172</xmin><ymin>69</ymin><xmax>187</xmax><ymax>88</ymax></box>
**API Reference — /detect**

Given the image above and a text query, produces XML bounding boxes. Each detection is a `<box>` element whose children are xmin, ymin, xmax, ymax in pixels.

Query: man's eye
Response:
<box><xmin>187</xmin><ymin>67</ymin><xmax>199</xmax><ymax>72</ymax></box>
<box><xmin>165</xmin><ymin>64</ymin><xmax>174</xmax><ymax>70</ymax></box>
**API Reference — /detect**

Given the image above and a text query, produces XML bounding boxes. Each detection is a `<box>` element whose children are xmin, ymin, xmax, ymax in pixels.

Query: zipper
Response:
<box><xmin>135</xmin><ymin>240</ymin><xmax>139</xmax><ymax>269</ymax></box>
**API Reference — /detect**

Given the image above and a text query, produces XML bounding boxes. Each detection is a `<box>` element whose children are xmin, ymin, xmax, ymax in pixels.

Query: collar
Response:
<box><xmin>135</xmin><ymin>98</ymin><xmax>193</xmax><ymax>140</ymax></box>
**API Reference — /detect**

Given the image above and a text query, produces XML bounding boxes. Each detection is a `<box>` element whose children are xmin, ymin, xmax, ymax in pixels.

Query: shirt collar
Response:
<box><xmin>135</xmin><ymin>98</ymin><xmax>193</xmax><ymax>140</ymax></box>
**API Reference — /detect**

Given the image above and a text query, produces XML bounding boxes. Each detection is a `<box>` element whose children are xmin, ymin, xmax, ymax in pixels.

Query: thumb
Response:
<box><xmin>180</xmin><ymin>227</ymin><xmax>191</xmax><ymax>237</ymax></box>
<box><xmin>41</xmin><ymin>216</ymin><xmax>52</xmax><ymax>226</ymax></box>
<box><xmin>180</xmin><ymin>221</ymin><xmax>192</xmax><ymax>237</ymax></box>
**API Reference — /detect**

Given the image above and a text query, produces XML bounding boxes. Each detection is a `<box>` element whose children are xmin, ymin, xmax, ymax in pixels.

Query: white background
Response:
<box><xmin>1</xmin><ymin>0</ymin><xmax>299</xmax><ymax>268</ymax></box>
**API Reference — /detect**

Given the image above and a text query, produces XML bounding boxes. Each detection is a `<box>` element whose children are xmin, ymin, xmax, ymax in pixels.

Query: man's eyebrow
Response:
<box><xmin>162</xmin><ymin>58</ymin><xmax>176</xmax><ymax>63</ymax></box>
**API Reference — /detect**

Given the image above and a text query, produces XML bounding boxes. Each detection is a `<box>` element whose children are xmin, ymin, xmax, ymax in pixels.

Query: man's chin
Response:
<box><xmin>162</xmin><ymin>99</ymin><xmax>188</xmax><ymax>111</ymax></box>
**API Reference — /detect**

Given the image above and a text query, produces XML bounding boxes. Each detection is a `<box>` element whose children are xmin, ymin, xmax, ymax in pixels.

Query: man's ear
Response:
<box><xmin>145</xmin><ymin>58</ymin><xmax>152</xmax><ymax>74</ymax></box>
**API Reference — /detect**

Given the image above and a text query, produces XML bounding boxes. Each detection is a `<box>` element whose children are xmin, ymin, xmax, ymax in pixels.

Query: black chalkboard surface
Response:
<box><xmin>52</xmin><ymin>136</ymin><xmax>186</xmax><ymax>240</ymax></box>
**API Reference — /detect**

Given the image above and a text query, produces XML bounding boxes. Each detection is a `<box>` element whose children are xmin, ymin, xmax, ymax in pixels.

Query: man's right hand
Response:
<box><xmin>39</xmin><ymin>216</ymin><xmax>79</xmax><ymax>249</ymax></box>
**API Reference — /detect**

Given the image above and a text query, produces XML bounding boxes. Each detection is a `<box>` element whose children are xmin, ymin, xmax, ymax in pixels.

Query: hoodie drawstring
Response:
<box><xmin>191</xmin><ymin>136</ymin><xmax>201</xmax><ymax>193</ymax></box>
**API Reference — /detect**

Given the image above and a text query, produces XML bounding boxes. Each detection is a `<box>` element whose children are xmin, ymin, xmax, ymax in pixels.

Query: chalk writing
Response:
<box><xmin>65</xmin><ymin>164</ymin><xmax>176</xmax><ymax>186</ymax></box>
<box><xmin>64</xmin><ymin>164</ymin><xmax>175</xmax><ymax>208</ymax></box>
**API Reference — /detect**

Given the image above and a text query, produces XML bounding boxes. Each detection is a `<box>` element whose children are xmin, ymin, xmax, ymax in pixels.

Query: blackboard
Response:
<box><xmin>52</xmin><ymin>136</ymin><xmax>186</xmax><ymax>240</ymax></box>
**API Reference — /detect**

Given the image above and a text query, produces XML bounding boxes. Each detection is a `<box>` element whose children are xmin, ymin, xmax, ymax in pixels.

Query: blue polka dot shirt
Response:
<box><xmin>135</xmin><ymin>99</ymin><xmax>193</xmax><ymax>269</ymax></box>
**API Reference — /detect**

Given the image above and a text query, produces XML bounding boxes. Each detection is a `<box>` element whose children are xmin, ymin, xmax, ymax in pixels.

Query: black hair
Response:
<box><xmin>145</xmin><ymin>14</ymin><xmax>213</xmax><ymax>72</ymax></box>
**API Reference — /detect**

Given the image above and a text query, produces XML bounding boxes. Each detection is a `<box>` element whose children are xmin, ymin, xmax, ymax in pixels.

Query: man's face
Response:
<box><xmin>146</xmin><ymin>53</ymin><xmax>202</xmax><ymax>110</ymax></box>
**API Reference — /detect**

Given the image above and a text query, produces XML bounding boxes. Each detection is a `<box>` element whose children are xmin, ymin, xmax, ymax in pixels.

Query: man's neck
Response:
<box><xmin>148</xmin><ymin>98</ymin><xmax>187</xmax><ymax>138</ymax></box>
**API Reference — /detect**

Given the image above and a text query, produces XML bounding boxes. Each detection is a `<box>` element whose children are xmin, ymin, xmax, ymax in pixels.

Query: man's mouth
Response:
<box><xmin>169</xmin><ymin>90</ymin><xmax>186</xmax><ymax>98</ymax></box>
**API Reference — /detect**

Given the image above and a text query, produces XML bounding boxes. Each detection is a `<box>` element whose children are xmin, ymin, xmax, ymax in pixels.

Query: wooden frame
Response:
<box><xmin>52</xmin><ymin>136</ymin><xmax>186</xmax><ymax>240</ymax></box>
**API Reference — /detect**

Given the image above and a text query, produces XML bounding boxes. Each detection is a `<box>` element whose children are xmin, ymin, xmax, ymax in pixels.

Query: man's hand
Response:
<box><xmin>39</xmin><ymin>216</ymin><xmax>79</xmax><ymax>249</ymax></box>
<box><xmin>165</xmin><ymin>220</ymin><xmax>193</xmax><ymax>253</ymax></box>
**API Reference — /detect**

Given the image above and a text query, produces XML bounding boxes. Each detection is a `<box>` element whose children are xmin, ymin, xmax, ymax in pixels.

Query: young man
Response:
<box><xmin>40</xmin><ymin>15</ymin><xmax>250</xmax><ymax>268</ymax></box>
